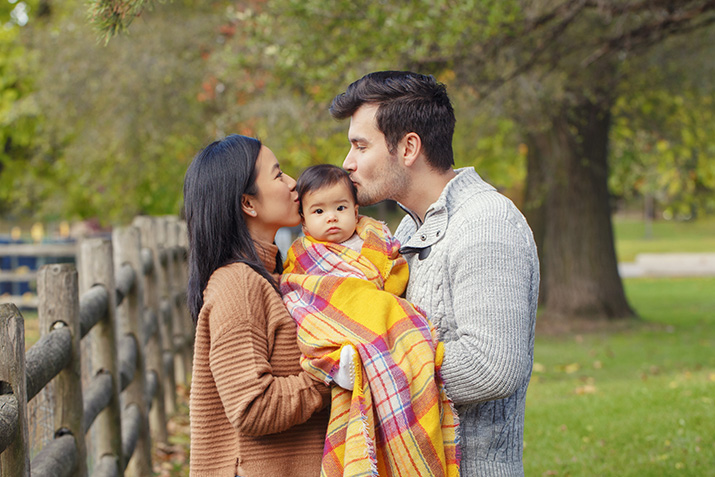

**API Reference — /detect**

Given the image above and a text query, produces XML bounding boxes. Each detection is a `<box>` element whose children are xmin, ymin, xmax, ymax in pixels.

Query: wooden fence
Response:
<box><xmin>0</xmin><ymin>216</ymin><xmax>194</xmax><ymax>477</ymax></box>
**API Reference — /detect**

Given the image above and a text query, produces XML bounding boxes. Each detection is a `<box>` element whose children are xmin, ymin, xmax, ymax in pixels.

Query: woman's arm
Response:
<box><xmin>207</xmin><ymin>270</ymin><xmax>328</xmax><ymax>437</ymax></box>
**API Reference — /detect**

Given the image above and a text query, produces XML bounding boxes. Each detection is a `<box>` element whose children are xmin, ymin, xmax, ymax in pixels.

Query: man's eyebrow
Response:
<box><xmin>350</xmin><ymin>136</ymin><xmax>368</xmax><ymax>144</ymax></box>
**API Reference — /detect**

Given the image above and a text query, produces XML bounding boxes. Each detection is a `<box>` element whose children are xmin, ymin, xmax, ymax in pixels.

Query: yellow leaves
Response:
<box><xmin>574</xmin><ymin>384</ymin><xmax>597</xmax><ymax>395</ymax></box>
<box><xmin>533</xmin><ymin>362</ymin><xmax>546</xmax><ymax>373</ymax></box>
<box><xmin>655</xmin><ymin>139</ymin><xmax>670</xmax><ymax>152</ymax></box>
<box><xmin>564</xmin><ymin>363</ymin><xmax>580</xmax><ymax>374</ymax></box>
<box><xmin>518</xmin><ymin>143</ymin><xmax>528</xmax><ymax>157</ymax></box>
<box><xmin>437</xmin><ymin>69</ymin><xmax>455</xmax><ymax>83</ymax></box>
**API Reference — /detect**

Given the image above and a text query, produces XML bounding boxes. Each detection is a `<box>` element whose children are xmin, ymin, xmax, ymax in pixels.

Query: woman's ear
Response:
<box><xmin>241</xmin><ymin>194</ymin><xmax>257</xmax><ymax>218</ymax></box>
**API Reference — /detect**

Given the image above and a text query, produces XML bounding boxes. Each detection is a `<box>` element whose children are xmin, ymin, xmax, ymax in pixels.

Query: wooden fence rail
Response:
<box><xmin>0</xmin><ymin>216</ymin><xmax>193</xmax><ymax>477</ymax></box>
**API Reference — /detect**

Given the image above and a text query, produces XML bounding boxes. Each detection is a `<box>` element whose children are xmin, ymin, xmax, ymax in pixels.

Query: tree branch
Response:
<box><xmin>581</xmin><ymin>1</ymin><xmax>715</xmax><ymax>66</ymax></box>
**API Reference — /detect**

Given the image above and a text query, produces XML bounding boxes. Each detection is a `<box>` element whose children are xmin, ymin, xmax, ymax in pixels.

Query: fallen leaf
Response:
<box><xmin>574</xmin><ymin>384</ymin><xmax>597</xmax><ymax>395</ymax></box>
<box><xmin>564</xmin><ymin>363</ymin><xmax>580</xmax><ymax>374</ymax></box>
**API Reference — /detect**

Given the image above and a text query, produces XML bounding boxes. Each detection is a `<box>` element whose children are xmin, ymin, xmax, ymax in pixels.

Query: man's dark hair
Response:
<box><xmin>296</xmin><ymin>164</ymin><xmax>357</xmax><ymax>215</ymax></box>
<box><xmin>330</xmin><ymin>71</ymin><xmax>455</xmax><ymax>171</ymax></box>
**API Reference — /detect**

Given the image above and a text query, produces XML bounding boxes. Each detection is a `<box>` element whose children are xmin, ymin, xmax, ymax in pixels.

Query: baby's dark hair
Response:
<box><xmin>296</xmin><ymin>164</ymin><xmax>358</xmax><ymax>215</ymax></box>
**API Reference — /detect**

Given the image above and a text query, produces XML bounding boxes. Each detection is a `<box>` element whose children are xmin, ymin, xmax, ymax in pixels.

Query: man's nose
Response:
<box><xmin>343</xmin><ymin>152</ymin><xmax>355</xmax><ymax>172</ymax></box>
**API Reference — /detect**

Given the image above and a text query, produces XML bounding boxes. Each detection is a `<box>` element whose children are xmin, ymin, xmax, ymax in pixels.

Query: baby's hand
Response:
<box><xmin>333</xmin><ymin>345</ymin><xmax>356</xmax><ymax>390</ymax></box>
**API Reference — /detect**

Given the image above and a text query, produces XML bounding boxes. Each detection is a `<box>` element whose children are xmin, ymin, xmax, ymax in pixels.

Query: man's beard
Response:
<box><xmin>356</xmin><ymin>155</ymin><xmax>410</xmax><ymax>206</ymax></box>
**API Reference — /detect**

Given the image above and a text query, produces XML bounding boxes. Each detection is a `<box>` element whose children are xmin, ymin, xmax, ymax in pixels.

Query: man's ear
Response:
<box><xmin>241</xmin><ymin>194</ymin><xmax>256</xmax><ymax>218</ymax></box>
<box><xmin>401</xmin><ymin>132</ymin><xmax>422</xmax><ymax>167</ymax></box>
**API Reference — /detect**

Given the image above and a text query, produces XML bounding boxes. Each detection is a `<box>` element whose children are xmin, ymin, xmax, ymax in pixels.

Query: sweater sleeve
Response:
<box><xmin>207</xmin><ymin>272</ymin><xmax>328</xmax><ymax>437</ymax></box>
<box><xmin>440</xmin><ymin>214</ymin><xmax>536</xmax><ymax>405</ymax></box>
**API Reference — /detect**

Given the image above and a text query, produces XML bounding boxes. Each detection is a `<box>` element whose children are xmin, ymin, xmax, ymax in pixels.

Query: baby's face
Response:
<box><xmin>301</xmin><ymin>182</ymin><xmax>359</xmax><ymax>243</ymax></box>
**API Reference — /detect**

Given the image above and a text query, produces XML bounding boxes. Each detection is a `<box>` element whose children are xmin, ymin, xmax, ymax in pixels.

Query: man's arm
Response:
<box><xmin>440</xmin><ymin>215</ymin><xmax>537</xmax><ymax>405</ymax></box>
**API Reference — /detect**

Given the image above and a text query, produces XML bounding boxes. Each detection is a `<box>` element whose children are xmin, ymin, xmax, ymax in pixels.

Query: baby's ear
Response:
<box><xmin>354</xmin><ymin>204</ymin><xmax>359</xmax><ymax>218</ymax></box>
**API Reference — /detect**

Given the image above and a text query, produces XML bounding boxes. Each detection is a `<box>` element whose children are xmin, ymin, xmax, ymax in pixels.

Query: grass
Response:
<box><xmin>524</xmin><ymin>277</ymin><xmax>715</xmax><ymax>476</ymax></box>
<box><xmin>613</xmin><ymin>215</ymin><xmax>715</xmax><ymax>262</ymax></box>
<box><xmin>22</xmin><ymin>309</ymin><xmax>39</xmax><ymax>350</ymax></box>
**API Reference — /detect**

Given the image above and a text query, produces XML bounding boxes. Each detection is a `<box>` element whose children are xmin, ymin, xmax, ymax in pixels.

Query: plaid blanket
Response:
<box><xmin>281</xmin><ymin>216</ymin><xmax>459</xmax><ymax>477</ymax></box>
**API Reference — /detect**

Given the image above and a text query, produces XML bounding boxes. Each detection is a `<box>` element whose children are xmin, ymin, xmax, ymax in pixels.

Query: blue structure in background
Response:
<box><xmin>0</xmin><ymin>236</ymin><xmax>76</xmax><ymax>298</ymax></box>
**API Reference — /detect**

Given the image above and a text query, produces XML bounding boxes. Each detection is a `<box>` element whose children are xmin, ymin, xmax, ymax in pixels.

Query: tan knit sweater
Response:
<box><xmin>189</xmin><ymin>240</ymin><xmax>330</xmax><ymax>477</ymax></box>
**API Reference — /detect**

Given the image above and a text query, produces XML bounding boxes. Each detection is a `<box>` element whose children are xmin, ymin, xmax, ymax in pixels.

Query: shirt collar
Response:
<box><xmin>398</xmin><ymin>167</ymin><xmax>493</xmax><ymax>256</ymax></box>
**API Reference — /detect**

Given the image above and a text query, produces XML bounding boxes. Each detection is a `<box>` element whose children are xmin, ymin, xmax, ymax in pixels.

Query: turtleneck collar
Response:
<box><xmin>253</xmin><ymin>237</ymin><xmax>279</xmax><ymax>273</ymax></box>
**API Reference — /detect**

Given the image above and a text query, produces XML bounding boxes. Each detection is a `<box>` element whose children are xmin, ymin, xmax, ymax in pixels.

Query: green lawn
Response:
<box><xmin>524</xmin><ymin>277</ymin><xmax>715</xmax><ymax>476</ymax></box>
<box><xmin>613</xmin><ymin>215</ymin><xmax>715</xmax><ymax>262</ymax></box>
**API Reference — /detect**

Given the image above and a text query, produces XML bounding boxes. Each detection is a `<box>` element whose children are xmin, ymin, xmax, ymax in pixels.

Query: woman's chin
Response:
<box><xmin>284</xmin><ymin>216</ymin><xmax>302</xmax><ymax>229</ymax></box>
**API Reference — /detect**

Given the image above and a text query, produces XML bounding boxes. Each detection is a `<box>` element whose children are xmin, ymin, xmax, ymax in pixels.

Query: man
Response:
<box><xmin>330</xmin><ymin>71</ymin><xmax>540</xmax><ymax>476</ymax></box>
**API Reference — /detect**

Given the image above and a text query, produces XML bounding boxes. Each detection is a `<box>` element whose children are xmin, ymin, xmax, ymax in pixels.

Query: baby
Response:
<box><xmin>280</xmin><ymin>164</ymin><xmax>459</xmax><ymax>477</ymax></box>
<box><xmin>298</xmin><ymin>163</ymin><xmax>362</xmax><ymax>251</ymax></box>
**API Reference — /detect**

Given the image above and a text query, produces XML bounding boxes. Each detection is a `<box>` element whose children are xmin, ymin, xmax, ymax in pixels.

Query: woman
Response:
<box><xmin>184</xmin><ymin>135</ymin><xmax>330</xmax><ymax>477</ymax></box>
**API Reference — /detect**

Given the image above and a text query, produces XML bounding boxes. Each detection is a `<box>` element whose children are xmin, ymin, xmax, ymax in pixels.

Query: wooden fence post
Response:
<box><xmin>163</xmin><ymin>216</ymin><xmax>189</xmax><ymax>388</ymax></box>
<box><xmin>113</xmin><ymin>226</ymin><xmax>152</xmax><ymax>476</ymax></box>
<box><xmin>166</xmin><ymin>215</ymin><xmax>194</xmax><ymax>384</ymax></box>
<box><xmin>132</xmin><ymin>216</ymin><xmax>168</xmax><ymax>444</ymax></box>
<box><xmin>174</xmin><ymin>219</ymin><xmax>193</xmax><ymax>377</ymax></box>
<box><xmin>79</xmin><ymin>238</ymin><xmax>123</xmax><ymax>473</ymax></box>
<box><xmin>37</xmin><ymin>264</ymin><xmax>86</xmax><ymax>477</ymax></box>
<box><xmin>0</xmin><ymin>304</ymin><xmax>30</xmax><ymax>476</ymax></box>
<box><xmin>146</xmin><ymin>217</ymin><xmax>177</xmax><ymax>415</ymax></box>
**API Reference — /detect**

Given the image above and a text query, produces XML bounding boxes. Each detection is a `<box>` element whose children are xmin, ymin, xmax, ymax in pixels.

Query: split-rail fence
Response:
<box><xmin>0</xmin><ymin>216</ymin><xmax>194</xmax><ymax>477</ymax></box>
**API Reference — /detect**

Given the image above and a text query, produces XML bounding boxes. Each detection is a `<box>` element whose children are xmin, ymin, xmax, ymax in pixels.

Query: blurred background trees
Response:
<box><xmin>1</xmin><ymin>0</ymin><xmax>713</xmax><ymax>322</ymax></box>
<box><xmin>1</xmin><ymin>0</ymin><xmax>219</xmax><ymax>221</ymax></box>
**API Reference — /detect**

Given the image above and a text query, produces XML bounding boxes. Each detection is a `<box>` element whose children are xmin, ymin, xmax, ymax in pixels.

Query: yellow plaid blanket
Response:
<box><xmin>281</xmin><ymin>216</ymin><xmax>459</xmax><ymax>476</ymax></box>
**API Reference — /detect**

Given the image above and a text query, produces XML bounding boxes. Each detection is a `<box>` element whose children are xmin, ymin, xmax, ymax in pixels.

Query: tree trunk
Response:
<box><xmin>523</xmin><ymin>97</ymin><xmax>635</xmax><ymax>321</ymax></box>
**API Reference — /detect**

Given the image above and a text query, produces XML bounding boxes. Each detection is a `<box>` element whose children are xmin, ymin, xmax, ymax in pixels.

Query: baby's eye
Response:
<box><xmin>337</xmin><ymin>205</ymin><xmax>347</xmax><ymax>211</ymax></box>
<box><xmin>314</xmin><ymin>208</ymin><xmax>323</xmax><ymax>214</ymax></box>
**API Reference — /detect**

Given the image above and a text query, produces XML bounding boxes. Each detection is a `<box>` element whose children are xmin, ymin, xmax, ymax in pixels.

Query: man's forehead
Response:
<box><xmin>352</xmin><ymin>104</ymin><xmax>379</xmax><ymax>123</ymax></box>
<box><xmin>349</xmin><ymin>104</ymin><xmax>381</xmax><ymax>138</ymax></box>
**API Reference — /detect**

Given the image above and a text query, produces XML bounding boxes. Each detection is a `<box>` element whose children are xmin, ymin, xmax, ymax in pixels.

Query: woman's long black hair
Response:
<box><xmin>183</xmin><ymin>134</ymin><xmax>281</xmax><ymax>325</ymax></box>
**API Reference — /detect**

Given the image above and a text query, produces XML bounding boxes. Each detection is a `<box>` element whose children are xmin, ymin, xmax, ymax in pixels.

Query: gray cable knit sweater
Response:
<box><xmin>395</xmin><ymin>167</ymin><xmax>539</xmax><ymax>477</ymax></box>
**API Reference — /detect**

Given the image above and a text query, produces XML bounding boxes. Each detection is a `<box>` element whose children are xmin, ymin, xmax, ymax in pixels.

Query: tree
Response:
<box><xmin>609</xmin><ymin>38</ymin><xmax>715</xmax><ymax>223</ymax></box>
<box><xmin>0</xmin><ymin>1</ymin><xmax>42</xmax><ymax>214</ymax></box>
<box><xmin>3</xmin><ymin>0</ymin><xmax>222</xmax><ymax>223</ymax></box>
<box><xmin>90</xmin><ymin>1</ymin><xmax>715</xmax><ymax>321</ymax></box>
